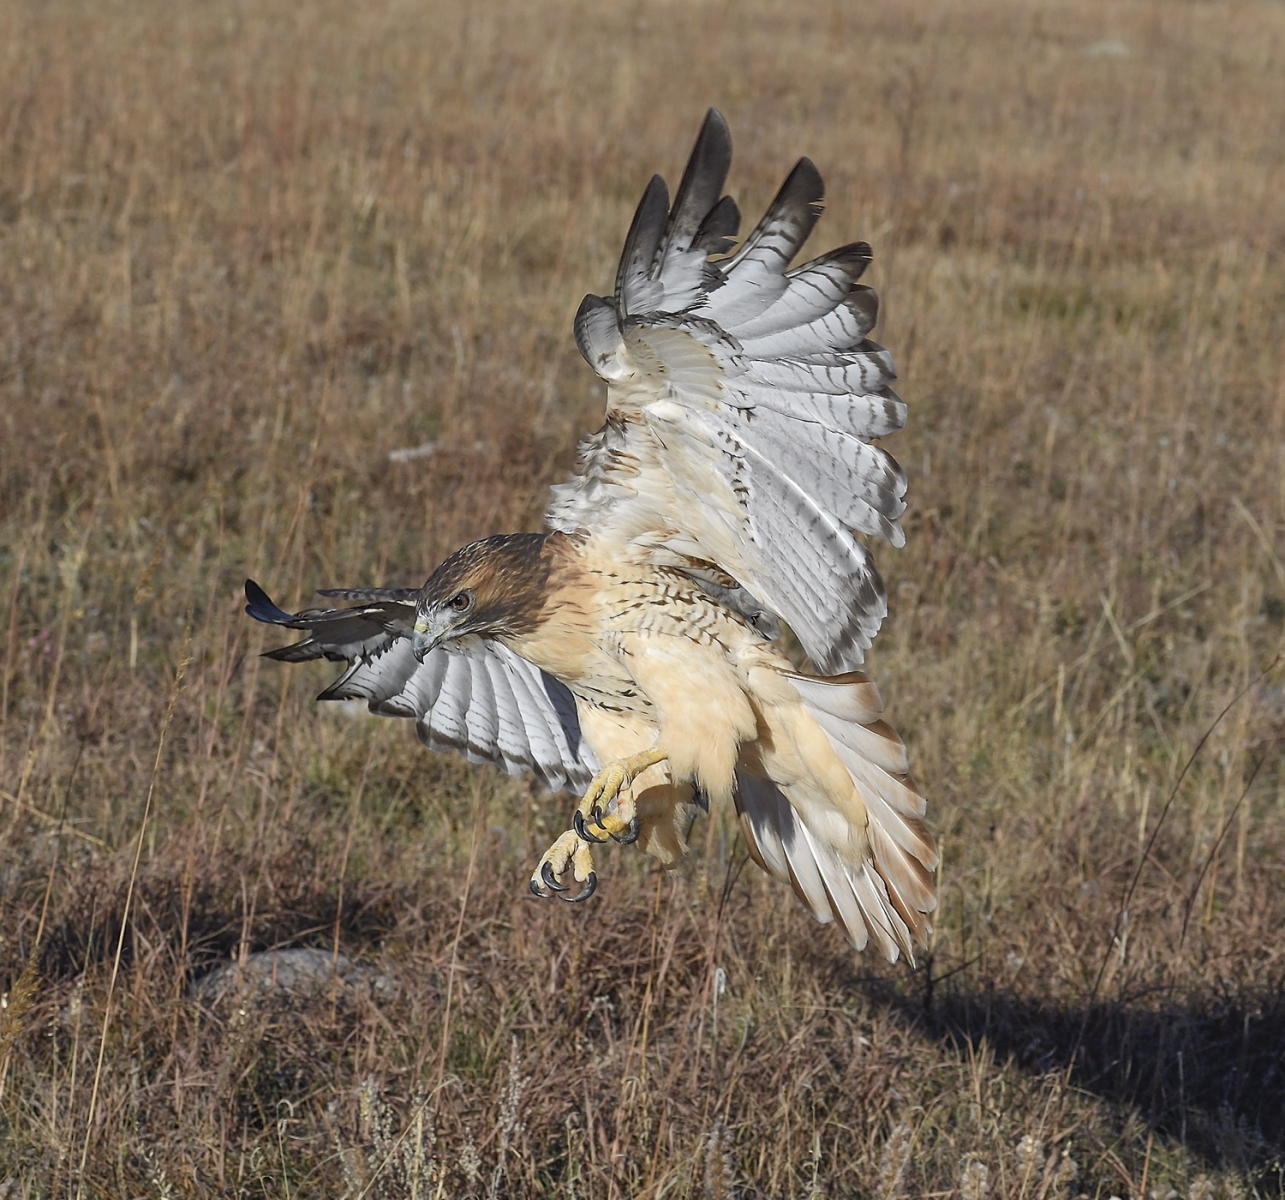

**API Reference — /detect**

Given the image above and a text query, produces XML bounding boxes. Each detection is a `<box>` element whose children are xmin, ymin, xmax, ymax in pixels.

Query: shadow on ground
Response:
<box><xmin>867</xmin><ymin>962</ymin><xmax>1285</xmax><ymax>1186</ymax></box>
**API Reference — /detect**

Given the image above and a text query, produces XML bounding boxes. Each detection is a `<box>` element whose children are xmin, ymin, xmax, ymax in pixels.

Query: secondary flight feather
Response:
<box><xmin>247</xmin><ymin>111</ymin><xmax>936</xmax><ymax>962</ymax></box>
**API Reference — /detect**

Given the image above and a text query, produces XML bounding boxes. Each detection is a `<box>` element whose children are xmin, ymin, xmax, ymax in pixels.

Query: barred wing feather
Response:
<box><xmin>548</xmin><ymin>109</ymin><xmax>906</xmax><ymax>672</ymax></box>
<box><xmin>243</xmin><ymin>581</ymin><xmax>596</xmax><ymax>792</ymax></box>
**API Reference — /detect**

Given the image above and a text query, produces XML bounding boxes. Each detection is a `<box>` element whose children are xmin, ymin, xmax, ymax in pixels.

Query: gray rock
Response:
<box><xmin>192</xmin><ymin>948</ymin><xmax>394</xmax><ymax>1003</ymax></box>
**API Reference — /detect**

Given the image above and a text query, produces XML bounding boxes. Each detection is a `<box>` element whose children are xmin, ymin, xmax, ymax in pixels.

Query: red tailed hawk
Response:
<box><xmin>246</xmin><ymin>110</ymin><xmax>937</xmax><ymax>962</ymax></box>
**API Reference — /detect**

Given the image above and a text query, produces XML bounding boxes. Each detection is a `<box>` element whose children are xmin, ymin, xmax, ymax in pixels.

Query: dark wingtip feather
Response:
<box><xmin>703</xmin><ymin>107</ymin><xmax>730</xmax><ymax>140</ymax></box>
<box><xmin>845</xmin><ymin>240</ymin><xmax>874</xmax><ymax>265</ymax></box>
<box><xmin>244</xmin><ymin>579</ymin><xmax>297</xmax><ymax>626</ymax></box>
<box><xmin>846</xmin><ymin>284</ymin><xmax>879</xmax><ymax>333</ymax></box>
<box><xmin>664</xmin><ymin>110</ymin><xmax>734</xmax><ymax>251</ymax></box>
<box><xmin>785</xmin><ymin>156</ymin><xmax>826</xmax><ymax>218</ymax></box>
<box><xmin>786</xmin><ymin>242</ymin><xmax>873</xmax><ymax>282</ymax></box>
<box><xmin>726</xmin><ymin>155</ymin><xmax>827</xmax><ymax>272</ymax></box>
<box><xmin>694</xmin><ymin>194</ymin><xmax>741</xmax><ymax>257</ymax></box>
<box><xmin>694</xmin><ymin>108</ymin><xmax>733</xmax><ymax>166</ymax></box>
<box><xmin>614</xmin><ymin>173</ymin><xmax>670</xmax><ymax>312</ymax></box>
<box><xmin>261</xmin><ymin>641</ymin><xmax>320</xmax><ymax>663</ymax></box>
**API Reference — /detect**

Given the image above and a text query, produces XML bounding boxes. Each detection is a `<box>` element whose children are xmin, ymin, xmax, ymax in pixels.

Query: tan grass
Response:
<box><xmin>1</xmin><ymin>0</ymin><xmax>1283</xmax><ymax>1195</ymax></box>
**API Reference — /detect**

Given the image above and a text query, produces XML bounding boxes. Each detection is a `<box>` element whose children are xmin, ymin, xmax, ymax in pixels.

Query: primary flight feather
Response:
<box><xmin>246</xmin><ymin>110</ymin><xmax>936</xmax><ymax>962</ymax></box>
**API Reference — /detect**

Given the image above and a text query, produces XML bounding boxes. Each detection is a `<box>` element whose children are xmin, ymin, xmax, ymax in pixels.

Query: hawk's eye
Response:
<box><xmin>448</xmin><ymin>590</ymin><xmax>473</xmax><ymax>613</ymax></box>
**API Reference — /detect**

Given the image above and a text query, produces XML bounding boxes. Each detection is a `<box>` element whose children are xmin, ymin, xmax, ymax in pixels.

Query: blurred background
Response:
<box><xmin>0</xmin><ymin>1</ymin><xmax>1282</xmax><ymax>1195</ymax></box>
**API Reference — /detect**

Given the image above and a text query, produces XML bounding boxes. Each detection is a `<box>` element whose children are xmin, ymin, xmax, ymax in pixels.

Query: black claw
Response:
<box><xmin>572</xmin><ymin>810</ymin><xmax>607</xmax><ymax>844</ymax></box>
<box><xmin>562</xmin><ymin>872</ymin><xmax>598</xmax><ymax>903</ymax></box>
<box><xmin>610</xmin><ymin>816</ymin><xmax>640</xmax><ymax>845</ymax></box>
<box><xmin>540</xmin><ymin>862</ymin><xmax>567</xmax><ymax>892</ymax></box>
<box><xmin>529</xmin><ymin>878</ymin><xmax>546</xmax><ymax>898</ymax></box>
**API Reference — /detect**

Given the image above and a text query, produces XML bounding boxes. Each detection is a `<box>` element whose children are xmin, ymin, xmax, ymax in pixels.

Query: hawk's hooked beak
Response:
<box><xmin>411</xmin><ymin>611</ymin><xmax>454</xmax><ymax>663</ymax></box>
<box><xmin>411</xmin><ymin>628</ymin><xmax>437</xmax><ymax>664</ymax></box>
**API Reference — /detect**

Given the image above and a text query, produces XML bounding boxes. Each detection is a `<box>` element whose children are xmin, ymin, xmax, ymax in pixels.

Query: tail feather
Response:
<box><xmin>852</xmin><ymin>861</ymin><xmax>915</xmax><ymax>962</ymax></box>
<box><xmin>734</xmin><ymin>770</ymin><xmax>850</xmax><ymax>936</ymax></box>
<box><xmin>809</xmin><ymin>710</ymin><xmax>910</xmax><ymax>775</ymax></box>
<box><xmin>736</xmin><ymin>670</ymin><xmax>937</xmax><ymax>964</ymax></box>
<box><xmin>866</xmin><ymin>819</ymin><xmax>937</xmax><ymax>916</ymax></box>
<box><xmin>785</xmin><ymin>671</ymin><xmax>884</xmax><ymax>724</ymax></box>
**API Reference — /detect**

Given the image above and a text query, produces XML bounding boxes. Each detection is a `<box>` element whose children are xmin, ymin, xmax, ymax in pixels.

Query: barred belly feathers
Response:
<box><xmin>245</xmin><ymin>111</ymin><xmax>938</xmax><ymax>963</ymax></box>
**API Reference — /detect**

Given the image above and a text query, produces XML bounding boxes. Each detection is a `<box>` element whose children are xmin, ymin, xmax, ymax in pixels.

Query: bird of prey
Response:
<box><xmin>246</xmin><ymin>110</ymin><xmax>937</xmax><ymax>962</ymax></box>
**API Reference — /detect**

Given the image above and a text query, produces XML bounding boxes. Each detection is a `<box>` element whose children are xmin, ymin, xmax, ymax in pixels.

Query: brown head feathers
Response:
<box><xmin>420</xmin><ymin>533</ymin><xmax>552</xmax><ymax>640</ymax></box>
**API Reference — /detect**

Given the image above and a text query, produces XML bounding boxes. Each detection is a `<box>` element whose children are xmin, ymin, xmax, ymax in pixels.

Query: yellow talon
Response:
<box><xmin>571</xmin><ymin>840</ymin><xmax>595</xmax><ymax>881</ymax></box>
<box><xmin>592</xmin><ymin>808</ymin><xmax>634</xmax><ymax>839</ymax></box>
<box><xmin>575</xmin><ymin>748</ymin><xmax>667</xmax><ymax>822</ymax></box>
<box><xmin>530</xmin><ymin>749</ymin><xmax>667</xmax><ymax>899</ymax></box>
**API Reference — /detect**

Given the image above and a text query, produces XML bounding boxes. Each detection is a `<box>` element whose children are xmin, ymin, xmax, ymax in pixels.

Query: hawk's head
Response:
<box><xmin>412</xmin><ymin>533</ymin><xmax>551</xmax><ymax>661</ymax></box>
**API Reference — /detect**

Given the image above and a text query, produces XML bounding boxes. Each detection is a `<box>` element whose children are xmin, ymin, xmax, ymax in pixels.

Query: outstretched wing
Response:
<box><xmin>547</xmin><ymin>109</ymin><xmax>905</xmax><ymax>673</ymax></box>
<box><xmin>244</xmin><ymin>580</ymin><xmax>597</xmax><ymax>793</ymax></box>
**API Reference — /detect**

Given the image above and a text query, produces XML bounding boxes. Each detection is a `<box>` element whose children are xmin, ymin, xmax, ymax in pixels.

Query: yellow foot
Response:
<box><xmin>572</xmin><ymin>793</ymin><xmax>639</xmax><ymax>845</ymax></box>
<box><xmin>529</xmin><ymin>830</ymin><xmax>598</xmax><ymax>902</ymax></box>
<box><xmin>528</xmin><ymin>749</ymin><xmax>668</xmax><ymax>902</ymax></box>
<box><xmin>574</xmin><ymin>748</ymin><xmax>667</xmax><ymax>842</ymax></box>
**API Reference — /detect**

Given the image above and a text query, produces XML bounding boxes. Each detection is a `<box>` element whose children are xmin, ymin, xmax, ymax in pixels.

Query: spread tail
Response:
<box><xmin>736</xmin><ymin>671</ymin><xmax>937</xmax><ymax>963</ymax></box>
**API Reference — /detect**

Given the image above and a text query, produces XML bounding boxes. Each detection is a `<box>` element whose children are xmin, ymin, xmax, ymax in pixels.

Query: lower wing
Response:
<box><xmin>244</xmin><ymin>580</ymin><xmax>597</xmax><ymax>793</ymax></box>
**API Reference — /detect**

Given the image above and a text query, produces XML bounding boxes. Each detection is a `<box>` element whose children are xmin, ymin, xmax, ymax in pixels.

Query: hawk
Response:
<box><xmin>246</xmin><ymin>110</ymin><xmax>937</xmax><ymax>962</ymax></box>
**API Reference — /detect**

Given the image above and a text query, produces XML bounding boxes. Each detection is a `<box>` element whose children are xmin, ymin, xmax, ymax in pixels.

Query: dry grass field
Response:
<box><xmin>1</xmin><ymin>0</ymin><xmax>1283</xmax><ymax>1195</ymax></box>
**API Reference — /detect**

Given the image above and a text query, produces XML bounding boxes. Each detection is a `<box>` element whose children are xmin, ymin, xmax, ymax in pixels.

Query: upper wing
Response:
<box><xmin>244</xmin><ymin>580</ymin><xmax>597</xmax><ymax>793</ymax></box>
<box><xmin>547</xmin><ymin>110</ymin><xmax>905</xmax><ymax>673</ymax></box>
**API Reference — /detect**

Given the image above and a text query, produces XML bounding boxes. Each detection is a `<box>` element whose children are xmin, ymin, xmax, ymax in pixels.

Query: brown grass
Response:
<box><xmin>2</xmin><ymin>0</ymin><xmax>1283</xmax><ymax>1195</ymax></box>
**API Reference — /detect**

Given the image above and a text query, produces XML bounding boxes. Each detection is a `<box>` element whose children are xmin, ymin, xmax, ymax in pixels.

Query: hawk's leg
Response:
<box><xmin>529</xmin><ymin>748</ymin><xmax>668</xmax><ymax>902</ymax></box>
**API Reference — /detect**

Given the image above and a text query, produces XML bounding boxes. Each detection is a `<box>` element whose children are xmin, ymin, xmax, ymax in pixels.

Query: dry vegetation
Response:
<box><xmin>1</xmin><ymin>0</ymin><xmax>1283</xmax><ymax>1195</ymax></box>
